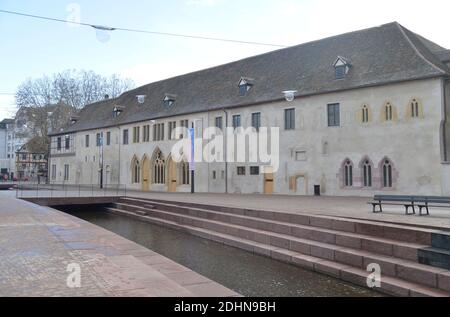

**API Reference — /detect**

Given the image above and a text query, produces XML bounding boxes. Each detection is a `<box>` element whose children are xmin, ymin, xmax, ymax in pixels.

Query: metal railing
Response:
<box><xmin>16</xmin><ymin>183</ymin><xmax>127</xmax><ymax>199</ymax></box>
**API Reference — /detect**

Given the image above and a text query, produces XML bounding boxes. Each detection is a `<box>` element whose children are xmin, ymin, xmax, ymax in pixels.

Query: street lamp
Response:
<box><xmin>283</xmin><ymin>90</ymin><xmax>298</xmax><ymax>102</ymax></box>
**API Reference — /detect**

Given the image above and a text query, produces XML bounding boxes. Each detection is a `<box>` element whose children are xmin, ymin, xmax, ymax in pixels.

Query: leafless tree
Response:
<box><xmin>16</xmin><ymin>69</ymin><xmax>134</xmax><ymax>110</ymax></box>
<box><xmin>14</xmin><ymin>70</ymin><xmax>135</xmax><ymax>154</ymax></box>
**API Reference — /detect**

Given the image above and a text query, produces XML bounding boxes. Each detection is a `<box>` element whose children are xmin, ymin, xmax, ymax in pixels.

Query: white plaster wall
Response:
<box><xmin>50</xmin><ymin>78</ymin><xmax>445</xmax><ymax>197</ymax></box>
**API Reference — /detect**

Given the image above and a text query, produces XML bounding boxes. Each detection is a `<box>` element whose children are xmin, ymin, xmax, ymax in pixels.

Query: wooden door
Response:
<box><xmin>264</xmin><ymin>167</ymin><xmax>274</xmax><ymax>194</ymax></box>
<box><xmin>168</xmin><ymin>158</ymin><xmax>177</xmax><ymax>193</ymax></box>
<box><xmin>142</xmin><ymin>157</ymin><xmax>150</xmax><ymax>191</ymax></box>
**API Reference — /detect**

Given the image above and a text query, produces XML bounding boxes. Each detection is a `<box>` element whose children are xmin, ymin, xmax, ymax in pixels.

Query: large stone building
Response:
<box><xmin>49</xmin><ymin>22</ymin><xmax>450</xmax><ymax>197</ymax></box>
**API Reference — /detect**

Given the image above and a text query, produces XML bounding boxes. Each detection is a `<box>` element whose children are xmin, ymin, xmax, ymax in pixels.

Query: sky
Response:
<box><xmin>1</xmin><ymin>0</ymin><xmax>450</xmax><ymax>120</ymax></box>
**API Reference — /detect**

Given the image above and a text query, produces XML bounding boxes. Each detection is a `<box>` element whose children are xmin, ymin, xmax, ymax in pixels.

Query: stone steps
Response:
<box><xmin>106</xmin><ymin>206</ymin><xmax>450</xmax><ymax>297</ymax></box>
<box><xmin>123</xmin><ymin>197</ymin><xmax>446</xmax><ymax>245</ymax></box>
<box><xmin>114</xmin><ymin>199</ymin><xmax>450</xmax><ymax>294</ymax></box>
<box><xmin>115</xmin><ymin>201</ymin><xmax>426</xmax><ymax>262</ymax></box>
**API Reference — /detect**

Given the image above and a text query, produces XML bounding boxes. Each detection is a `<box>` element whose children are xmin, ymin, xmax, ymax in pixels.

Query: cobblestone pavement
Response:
<box><xmin>0</xmin><ymin>193</ymin><xmax>238</xmax><ymax>297</ymax></box>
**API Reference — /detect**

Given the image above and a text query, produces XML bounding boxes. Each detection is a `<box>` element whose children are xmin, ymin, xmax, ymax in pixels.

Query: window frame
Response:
<box><xmin>250</xmin><ymin>166</ymin><xmax>260</xmax><ymax>176</ymax></box>
<box><xmin>251</xmin><ymin>112</ymin><xmax>261</xmax><ymax>132</ymax></box>
<box><xmin>215</xmin><ymin>117</ymin><xmax>223</xmax><ymax>131</ymax></box>
<box><xmin>327</xmin><ymin>103</ymin><xmax>340</xmax><ymax>127</ymax></box>
<box><xmin>237</xmin><ymin>166</ymin><xmax>246</xmax><ymax>176</ymax></box>
<box><xmin>284</xmin><ymin>108</ymin><xmax>295</xmax><ymax>130</ymax></box>
<box><xmin>232</xmin><ymin>115</ymin><xmax>241</xmax><ymax>130</ymax></box>
<box><xmin>123</xmin><ymin>129</ymin><xmax>129</xmax><ymax>145</ymax></box>
<box><xmin>335</xmin><ymin>65</ymin><xmax>347</xmax><ymax>79</ymax></box>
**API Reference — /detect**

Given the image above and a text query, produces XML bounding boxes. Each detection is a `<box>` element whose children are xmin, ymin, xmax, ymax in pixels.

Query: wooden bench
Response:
<box><xmin>369</xmin><ymin>195</ymin><xmax>450</xmax><ymax>216</ymax></box>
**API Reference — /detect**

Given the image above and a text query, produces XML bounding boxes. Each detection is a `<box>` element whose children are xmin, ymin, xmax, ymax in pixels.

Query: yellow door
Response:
<box><xmin>142</xmin><ymin>157</ymin><xmax>150</xmax><ymax>191</ymax></box>
<box><xmin>168</xmin><ymin>158</ymin><xmax>177</xmax><ymax>193</ymax></box>
<box><xmin>264</xmin><ymin>167</ymin><xmax>274</xmax><ymax>194</ymax></box>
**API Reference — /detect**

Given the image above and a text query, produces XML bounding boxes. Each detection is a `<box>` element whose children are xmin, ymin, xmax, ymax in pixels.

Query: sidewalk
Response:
<box><xmin>0</xmin><ymin>192</ymin><xmax>237</xmax><ymax>297</ymax></box>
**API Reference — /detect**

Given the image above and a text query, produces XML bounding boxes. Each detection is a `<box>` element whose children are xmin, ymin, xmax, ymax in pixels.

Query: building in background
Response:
<box><xmin>15</xmin><ymin>141</ymin><xmax>48</xmax><ymax>182</ymax></box>
<box><xmin>48</xmin><ymin>22</ymin><xmax>450</xmax><ymax>196</ymax></box>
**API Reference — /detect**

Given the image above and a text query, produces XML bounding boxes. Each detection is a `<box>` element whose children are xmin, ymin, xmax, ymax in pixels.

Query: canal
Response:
<box><xmin>66</xmin><ymin>208</ymin><xmax>383</xmax><ymax>297</ymax></box>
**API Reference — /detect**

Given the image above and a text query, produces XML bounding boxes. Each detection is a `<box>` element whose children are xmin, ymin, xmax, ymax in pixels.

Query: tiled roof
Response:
<box><xmin>54</xmin><ymin>22</ymin><xmax>449</xmax><ymax>136</ymax></box>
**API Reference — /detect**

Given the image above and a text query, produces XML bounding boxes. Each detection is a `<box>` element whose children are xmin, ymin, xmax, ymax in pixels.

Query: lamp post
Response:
<box><xmin>188</xmin><ymin>123</ymin><xmax>196</xmax><ymax>194</ymax></box>
<box><xmin>99</xmin><ymin>132</ymin><xmax>104</xmax><ymax>189</ymax></box>
<box><xmin>222</xmin><ymin>108</ymin><xmax>228</xmax><ymax>194</ymax></box>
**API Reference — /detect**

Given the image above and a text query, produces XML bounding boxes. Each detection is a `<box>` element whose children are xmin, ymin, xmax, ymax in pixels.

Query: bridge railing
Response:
<box><xmin>16</xmin><ymin>183</ymin><xmax>127</xmax><ymax>199</ymax></box>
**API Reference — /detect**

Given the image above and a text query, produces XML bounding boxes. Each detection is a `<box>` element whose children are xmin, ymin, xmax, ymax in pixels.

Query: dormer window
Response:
<box><xmin>164</xmin><ymin>94</ymin><xmax>176</xmax><ymax>107</ymax></box>
<box><xmin>238</xmin><ymin>77</ymin><xmax>254</xmax><ymax>96</ymax></box>
<box><xmin>333</xmin><ymin>56</ymin><xmax>351</xmax><ymax>79</ymax></box>
<box><xmin>70</xmin><ymin>116</ymin><xmax>79</xmax><ymax>125</ymax></box>
<box><xmin>136</xmin><ymin>95</ymin><xmax>147</xmax><ymax>104</ymax></box>
<box><xmin>113</xmin><ymin>106</ymin><xmax>125</xmax><ymax>117</ymax></box>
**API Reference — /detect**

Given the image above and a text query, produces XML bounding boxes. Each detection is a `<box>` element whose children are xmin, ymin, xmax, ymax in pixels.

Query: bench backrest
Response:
<box><xmin>374</xmin><ymin>195</ymin><xmax>450</xmax><ymax>204</ymax></box>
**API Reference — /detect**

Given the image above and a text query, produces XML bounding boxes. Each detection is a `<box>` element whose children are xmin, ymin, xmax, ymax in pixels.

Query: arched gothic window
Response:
<box><xmin>344</xmin><ymin>160</ymin><xmax>353</xmax><ymax>187</ymax></box>
<box><xmin>180</xmin><ymin>162</ymin><xmax>190</xmax><ymax>185</ymax></box>
<box><xmin>411</xmin><ymin>99</ymin><xmax>420</xmax><ymax>118</ymax></box>
<box><xmin>362</xmin><ymin>105</ymin><xmax>369</xmax><ymax>123</ymax></box>
<box><xmin>131</xmin><ymin>157</ymin><xmax>140</xmax><ymax>184</ymax></box>
<box><xmin>385</xmin><ymin>103</ymin><xmax>393</xmax><ymax>121</ymax></box>
<box><xmin>153</xmin><ymin>151</ymin><xmax>166</xmax><ymax>184</ymax></box>
<box><xmin>382</xmin><ymin>159</ymin><xmax>393</xmax><ymax>188</ymax></box>
<box><xmin>362</xmin><ymin>160</ymin><xmax>372</xmax><ymax>187</ymax></box>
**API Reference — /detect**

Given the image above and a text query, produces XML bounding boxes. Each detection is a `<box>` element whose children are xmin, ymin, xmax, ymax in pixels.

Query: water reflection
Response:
<box><xmin>68</xmin><ymin>209</ymin><xmax>383</xmax><ymax>297</ymax></box>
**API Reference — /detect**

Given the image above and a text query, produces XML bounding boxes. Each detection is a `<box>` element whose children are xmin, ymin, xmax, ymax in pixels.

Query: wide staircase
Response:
<box><xmin>107</xmin><ymin>197</ymin><xmax>450</xmax><ymax>297</ymax></box>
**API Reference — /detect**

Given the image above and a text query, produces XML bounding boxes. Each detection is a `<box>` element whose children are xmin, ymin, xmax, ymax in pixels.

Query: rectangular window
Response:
<box><xmin>123</xmin><ymin>129</ymin><xmax>129</xmax><ymax>145</ymax></box>
<box><xmin>143</xmin><ymin>125</ymin><xmax>150</xmax><ymax>142</ymax></box>
<box><xmin>212</xmin><ymin>171</ymin><xmax>217</xmax><ymax>180</ymax></box>
<box><xmin>180</xmin><ymin>120</ymin><xmax>189</xmax><ymax>138</ymax></box>
<box><xmin>328</xmin><ymin>103</ymin><xmax>340</xmax><ymax>127</ymax></box>
<box><xmin>295</xmin><ymin>151</ymin><xmax>307</xmax><ymax>161</ymax></box>
<box><xmin>65</xmin><ymin>136</ymin><xmax>70</xmax><ymax>150</ymax></box>
<box><xmin>85</xmin><ymin>135</ymin><xmax>90</xmax><ymax>148</ymax></box>
<box><xmin>251</xmin><ymin>112</ymin><xmax>261</xmax><ymax>132</ymax></box>
<box><xmin>133</xmin><ymin>126</ymin><xmax>140</xmax><ymax>143</ymax></box>
<box><xmin>64</xmin><ymin>164</ymin><xmax>69</xmax><ymax>181</ymax></box>
<box><xmin>106</xmin><ymin>132</ymin><xmax>111</xmax><ymax>146</ymax></box>
<box><xmin>232</xmin><ymin>115</ymin><xmax>241</xmax><ymax>130</ymax></box>
<box><xmin>250</xmin><ymin>166</ymin><xmax>260</xmax><ymax>175</ymax></box>
<box><xmin>237</xmin><ymin>166</ymin><xmax>246</xmax><ymax>176</ymax></box>
<box><xmin>57</xmin><ymin>137</ymin><xmax>62</xmax><ymax>151</ymax></box>
<box><xmin>168</xmin><ymin>121</ymin><xmax>177</xmax><ymax>140</ymax></box>
<box><xmin>51</xmin><ymin>164</ymin><xmax>56</xmax><ymax>180</ymax></box>
<box><xmin>284</xmin><ymin>109</ymin><xmax>295</xmax><ymax>130</ymax></box>
<box><xmin>215</xmin><ymin>117</ymin><xmax>223</xmax><ymax>131</ymax></box>
<box><xmin>153</xmin><ymin>124</ymin><xmax>165</xmax><ymax>141</ymax></box>
<box><xmin>96</xmin><ymin>133</ymin><xmax>102</xmax><ymax>147</ymax></box>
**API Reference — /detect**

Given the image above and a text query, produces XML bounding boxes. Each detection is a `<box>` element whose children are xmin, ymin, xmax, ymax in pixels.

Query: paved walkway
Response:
<box><xmin>126</xmin><ymin>192</ymin><xmax>450</xmax><ymax>230</ymax></box>
<box><xmin>0</xmin><ymin>192</ymin><xmax>237</xmax><ymax>297</ymax></box>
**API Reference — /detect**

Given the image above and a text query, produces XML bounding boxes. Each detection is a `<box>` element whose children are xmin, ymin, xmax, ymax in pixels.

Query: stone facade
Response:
<box><xmin>49</xmin><ymin>77</ymin><xmax>450</xmax><ymax>197</ymax></box>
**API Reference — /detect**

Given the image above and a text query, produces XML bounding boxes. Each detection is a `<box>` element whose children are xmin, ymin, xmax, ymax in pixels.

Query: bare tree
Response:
<box><xmin>14</xmin><ymin>69</ymin><xmax>135</xmax><ymax>154</ymax></box>
<box><xmin>17</xmin><ymin>69</ymin><xmax>134</xmax><ymax>110</ymax></box>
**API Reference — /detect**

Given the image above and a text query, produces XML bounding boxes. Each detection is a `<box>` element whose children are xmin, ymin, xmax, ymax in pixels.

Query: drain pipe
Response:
<box><xmin>223</xmin><ymin>108</ymin><xmax>228</xmax><ymax>194</ymax></box>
